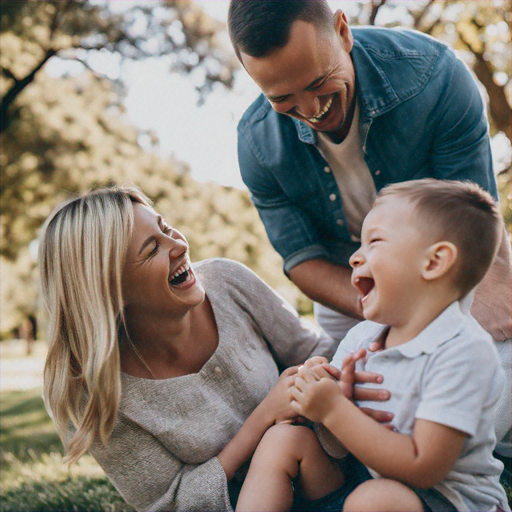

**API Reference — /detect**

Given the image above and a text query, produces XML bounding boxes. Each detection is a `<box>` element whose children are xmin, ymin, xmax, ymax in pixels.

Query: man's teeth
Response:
<box><xmin>169</xmin><ymin>263</ymin><xmax>190</xmax><ymax>282</ymax></box>
<box><xmin>308</xmin><ymin>96</ymin><xmax>333</xmax><ymax>123</ymax></box>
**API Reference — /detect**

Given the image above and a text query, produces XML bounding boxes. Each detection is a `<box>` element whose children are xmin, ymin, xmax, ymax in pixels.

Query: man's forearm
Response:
<box><xmin>472</xmin><ymin>228</ymin><xmax>512</xmax><ymax>341</ymax></box>
<box><xmin>288</xmin><ymin>259</ymin><xmax>363</xmax><ymax>319</ymax></box>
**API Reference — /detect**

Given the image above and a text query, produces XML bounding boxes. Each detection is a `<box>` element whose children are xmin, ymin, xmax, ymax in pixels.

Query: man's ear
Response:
<box><xmin>334</xmin><ymin>10</ymin><xmax>353</xmax><ymax>53</ymax></box>
<box><xmin>421</xmin><ymin>242</ymin><xmax>458</xmax><ymax>282</ymax></box>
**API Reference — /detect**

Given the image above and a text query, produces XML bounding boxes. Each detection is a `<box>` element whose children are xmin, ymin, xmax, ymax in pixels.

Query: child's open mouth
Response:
<box><xmin>353</xmin><ymin>276</ymin><xmax>375</xmax><ymax>302</ymax></box>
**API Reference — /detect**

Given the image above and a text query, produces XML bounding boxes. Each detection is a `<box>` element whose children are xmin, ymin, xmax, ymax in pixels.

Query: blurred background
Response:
<box><xmin>1</xmin><ymin>1</ymin><xmax>510</xmax><ymax>510</ymax></box>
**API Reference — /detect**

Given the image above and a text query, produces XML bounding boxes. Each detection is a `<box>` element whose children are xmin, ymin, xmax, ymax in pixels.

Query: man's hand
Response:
<box><xmin>261</xmin><ymin>366</ymin><xmax>300</xmax><ymax>425</ymax></box>
<box><xmin>321</xmin><ymin>358</ymin><xmax>393</xmax><ymax>425</ymax></box>
<box><xmin>338</xmin><ymin>348</ymin><xmax>367</xmax><ymax>399</ymax></box>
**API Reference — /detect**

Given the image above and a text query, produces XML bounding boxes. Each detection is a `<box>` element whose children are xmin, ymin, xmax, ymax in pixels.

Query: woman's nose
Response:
<box><xmin>349</xmin><ymin>251</ymin><xmax>365</xmax><ymax>268</ymax></box>
<box><xmin>168</xmin><ymin>237</ymin><xmax>188</xmax><ymax>259</ymax></box>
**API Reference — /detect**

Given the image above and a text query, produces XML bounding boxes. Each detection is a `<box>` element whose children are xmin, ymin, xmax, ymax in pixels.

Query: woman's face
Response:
<box><xmin>122</xmin><ymin>202</ymin><xmax>205</xmax><ymax>318</ymax></box>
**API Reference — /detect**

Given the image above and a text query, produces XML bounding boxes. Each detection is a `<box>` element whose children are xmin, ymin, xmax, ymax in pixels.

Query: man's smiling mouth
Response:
<box><xmin>307</xmin><ymin>96</ymin><xmax>334</xmax><ymax>123</ymax></box>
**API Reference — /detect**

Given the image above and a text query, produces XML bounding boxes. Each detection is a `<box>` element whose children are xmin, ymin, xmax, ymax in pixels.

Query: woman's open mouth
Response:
<box><xmin>169</xmin><ymin>262</ymin><xmax>194</xmax><ymax>288</ymax></box>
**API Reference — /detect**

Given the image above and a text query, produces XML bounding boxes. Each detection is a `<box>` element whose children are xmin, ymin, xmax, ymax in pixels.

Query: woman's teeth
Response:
<box><xmin>169</xmin><ymin>263</ymin><xmax>191</xmax><ymax>286</ymax></box>
<box><xmin>308</xmin><ymin>96</ymin><xmax>333</xmax><ymax>123</ymax></box>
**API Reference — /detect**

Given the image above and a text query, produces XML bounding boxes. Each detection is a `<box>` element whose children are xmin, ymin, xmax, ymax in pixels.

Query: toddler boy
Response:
<box><xmin>236</xmin><ymin>179</ymin><xmax>510</xmax><ymax>512</ymax></box>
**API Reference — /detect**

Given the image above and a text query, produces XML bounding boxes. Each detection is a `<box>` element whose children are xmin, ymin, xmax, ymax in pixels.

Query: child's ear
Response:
<box><xmin>422</xmin><ymin>242</ymin><xmax>458</xmax><ymax>281</ymax></box>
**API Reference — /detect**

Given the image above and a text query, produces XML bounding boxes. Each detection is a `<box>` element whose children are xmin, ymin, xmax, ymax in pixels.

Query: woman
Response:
<box><xmin>39</xmin><ymin>185</ymin><xmax>340</xmax><ymax>511</ymax></box>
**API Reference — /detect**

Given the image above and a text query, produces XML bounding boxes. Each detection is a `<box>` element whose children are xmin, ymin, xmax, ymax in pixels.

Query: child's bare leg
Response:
<box><xmin>236</xmin><ymin>424</ymin><xmax>344</xmax><ymax>512</ymax></box>
<box><xmin>343</xmin><ymin>479</ymin><xmax>424</xmax><ymax>512</ymax></box>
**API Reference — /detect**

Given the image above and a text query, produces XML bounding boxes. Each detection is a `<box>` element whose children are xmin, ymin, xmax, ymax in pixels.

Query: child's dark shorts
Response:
<box><xmin>291</xmin><ymin>453</ymin><xmax>457</xmax><ymax>512</ymax></box>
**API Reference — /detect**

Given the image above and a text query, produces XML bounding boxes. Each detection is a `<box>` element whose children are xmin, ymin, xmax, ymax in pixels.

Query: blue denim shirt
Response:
<box><xmin>237</xmin><ymin>28</ymin><xmax>497</xmax><ymax>274</ymax></box>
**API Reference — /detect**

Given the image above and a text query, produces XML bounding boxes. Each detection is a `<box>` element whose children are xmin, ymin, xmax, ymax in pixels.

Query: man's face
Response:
<box><xmin>240</xmin><ymin>12</ymin><xmax>356</xmax><ymax>142</ymax></box>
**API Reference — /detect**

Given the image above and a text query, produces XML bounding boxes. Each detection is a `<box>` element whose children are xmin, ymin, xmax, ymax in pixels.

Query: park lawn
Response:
<box><xmin>2</xmin><ymin>383</ymin><xmax>510</xmax><ymax>511</ymax></box>
<box><xmin>1</xmin><ymin>387</ymin><xmax>134</xmax><ymax>512</ymax></box>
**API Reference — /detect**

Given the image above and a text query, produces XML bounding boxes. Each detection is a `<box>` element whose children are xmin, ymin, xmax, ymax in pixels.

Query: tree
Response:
<box><xmin>0</xmin><ymin>0</ymin><xmax>237</xmax><ymax>133</ymax></box>
<box><xmin>0</xmin><ymin>0</ymin><xmax>238</xmax><ymax>260</ymax></box>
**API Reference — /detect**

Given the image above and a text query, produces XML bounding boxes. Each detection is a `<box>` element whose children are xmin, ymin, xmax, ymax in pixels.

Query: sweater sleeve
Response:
<box><xmin>204</xmin><ymin>259</ymin><xmax>337</xmax><ymax>366</ymax></box>
<box><xmin>89</xmin><ymin>415</ymin><xmax>233</xmax><ymax>512</ymax></box>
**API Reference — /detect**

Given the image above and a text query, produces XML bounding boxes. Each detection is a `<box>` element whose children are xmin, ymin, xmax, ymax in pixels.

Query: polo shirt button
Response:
<box><xmin>336</xmin><ymin>219</ymin><xmax>344</xmax><ymax>226</ymax></box>
<box><xmin>329</xmin><ymin>193</ymin><xmax>337</xmax><ymax>201</ymax></box>
<box><xmin>375</xmin><ymin>169</ymin><xmax>381</xmax><ymax>176</ymax></box>
<box><xmin>324</xmin><ymin>166</ymin><xmax>331</xmax><ymax>173</ymax></box>
<box><xmin>214</xmin><ymin>366</ymin><xmax>222</xmax><ymax>374</ymax></box>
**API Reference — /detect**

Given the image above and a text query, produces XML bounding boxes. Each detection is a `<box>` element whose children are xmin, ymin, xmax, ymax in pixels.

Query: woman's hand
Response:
<box><xmin>260</xmin><ymin>366</ymin><xmax>301</xmax><ymax>425</ymax></box>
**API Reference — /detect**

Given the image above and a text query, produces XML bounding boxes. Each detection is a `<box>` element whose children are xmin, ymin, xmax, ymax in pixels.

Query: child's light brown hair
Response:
<box><xmin>375</xmin><ymin>179</ymin><xmax>502</xmax><ymax>298</ymax></box>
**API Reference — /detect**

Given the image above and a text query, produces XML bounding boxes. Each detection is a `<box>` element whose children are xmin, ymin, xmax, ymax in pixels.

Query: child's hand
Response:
<box><xmin>339</xmin><ymin>348</ymin><xmax>367</xmax><ymax>399</ymax></box>
<box><xmin>290</xmin><ymin>366</ymin><xmax>345</xmax><ymax>423</ymax></box>
<box><xmin>302</xmin><ymin>356</ymin><xmax>329</xmax><ymax>368</ymax></box>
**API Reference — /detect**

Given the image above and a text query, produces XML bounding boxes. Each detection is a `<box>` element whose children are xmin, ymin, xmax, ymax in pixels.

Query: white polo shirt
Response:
<box><xmin>330</xmin><ymin>301</ymin><xmax>509</xmax><ymax>512</ymax></box>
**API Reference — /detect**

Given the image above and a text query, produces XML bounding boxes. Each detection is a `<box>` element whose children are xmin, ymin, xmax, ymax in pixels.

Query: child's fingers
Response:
<box><xmin>321</xmin><ymin>363</ymin><xmax>341</xmax><ymax>380</ymax></box>
<box><xmin>303</xmin><ymin>356</ymin><xmax>328</xmax><ymax>367</ymax></box>
<box><xmin>281</xmin><ymin>365</ymin><xmax>299</xmax><ymax>377</ymax></box>
<box><xmin>297</xmin><ymin>366</ymin><xmax>320</xmax><ymax>382</ymax></box>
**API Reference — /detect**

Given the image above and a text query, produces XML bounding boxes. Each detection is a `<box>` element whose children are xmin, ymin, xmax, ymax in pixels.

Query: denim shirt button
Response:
<box><xmin>324</xmin><ymin>166</ymin><xmax>331</xmax><ymax>173</ymax></box>
<box><xmin>336</xmin><ymin>219</ymin><xmax>344</xmax><ymax>226</ymax></box>
<box><xmin>329</xmin><ymin>193</ymin><xmax>337</xmax><ymax>201</ymax></box>
<box><xmin>375</xmin><ymin>169</ymin><xmax>381</xmax><ymax>176</ymax></box>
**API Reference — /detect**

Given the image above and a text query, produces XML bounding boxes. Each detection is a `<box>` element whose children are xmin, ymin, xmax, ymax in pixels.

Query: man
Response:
<box><xmin>228</xmin><ymin>0</ymin><xmax>511</xmax><ymax>464</ymax></box>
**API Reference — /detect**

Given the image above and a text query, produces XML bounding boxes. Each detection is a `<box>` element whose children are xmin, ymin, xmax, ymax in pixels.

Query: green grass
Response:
<box><xmin>1</xmin><ymin>388</ymin><xmax>134</xmax><ymax>512</ymax></box>
<box><xmin>1</xmin><ymin>348</ymin><xmax>510</xmax><ymax>511</ymax></box>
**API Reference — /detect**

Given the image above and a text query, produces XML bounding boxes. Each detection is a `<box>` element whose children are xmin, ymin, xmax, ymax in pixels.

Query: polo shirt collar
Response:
<box><xmin>382</xmin><ymin>301</ymin><xmax>468</xmax><ymax>359</ymax></box>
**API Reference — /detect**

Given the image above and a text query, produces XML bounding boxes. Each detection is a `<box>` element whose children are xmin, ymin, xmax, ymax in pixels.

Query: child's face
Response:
<box><xmin>349</xmin><ymin>196</ymin><xmax>432</xmax><ymax>326</ymax></box>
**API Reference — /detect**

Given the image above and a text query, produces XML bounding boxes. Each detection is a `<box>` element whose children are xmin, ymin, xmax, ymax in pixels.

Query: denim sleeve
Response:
<box><xmin>430</xmin><ymin>56</ymin><xmax>497</xmax><ymax>199</ymax></box>
<box><xmin>238</xmin><ymin>130</ymin><xmax>331</xmax><ymax>274</ymax></box>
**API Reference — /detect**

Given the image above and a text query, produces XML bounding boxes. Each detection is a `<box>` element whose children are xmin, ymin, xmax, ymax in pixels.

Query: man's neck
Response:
<box><xmin>323</xmin><ymin>93</ymin><xmax>357</xmax><ymax>144</ymax></box>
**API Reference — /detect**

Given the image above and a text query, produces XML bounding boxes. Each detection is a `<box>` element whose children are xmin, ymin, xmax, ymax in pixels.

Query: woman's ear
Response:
<box><xmin>421</xmin><ymin>242</ymin><xmax>458</xmax><ymax>282</ymax></box>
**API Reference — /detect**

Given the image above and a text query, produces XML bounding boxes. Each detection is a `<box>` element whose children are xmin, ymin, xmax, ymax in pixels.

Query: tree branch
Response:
<box><xmin>457</xmin><ymin>27</ymin><xmax>511</xmax><ymax>141</ymax></box>
<box><xmin>0</xmin><ymin>48</ymin><xmax>57</xmax><ymax>134</ymax></box>
<box><xmin>368</xmin><ymin>0</ymin><xmax>387</xmax><ymax>26</ymax></box>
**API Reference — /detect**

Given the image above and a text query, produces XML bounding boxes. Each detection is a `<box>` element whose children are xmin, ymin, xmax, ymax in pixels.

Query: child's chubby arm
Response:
<box><xmin>290</xmin><ymin>367</ymin><xmax>467</xmax><ymax>489</ymax></box>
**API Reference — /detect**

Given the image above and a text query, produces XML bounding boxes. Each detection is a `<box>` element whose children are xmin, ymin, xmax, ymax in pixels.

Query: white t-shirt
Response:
<box><xmin>327</xmin><ymin>301</ymin><xmax>509</xmax><ymax>512</ymax></box>
<box><xmin>316</xmin><ymin>103</ymin><xmax>376</xmax><ymax>240</ymax></box>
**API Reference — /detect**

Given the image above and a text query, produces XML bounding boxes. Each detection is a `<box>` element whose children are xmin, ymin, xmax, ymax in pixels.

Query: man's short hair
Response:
<box><xmin>228</xmin><ymin>0</ymin><xmax>334</xmax><ymax>61</ymax></box>
<box><xmin>375</xmin><ymin>179</ymin><xmax>503</xmax><ymax>298</ymax></box>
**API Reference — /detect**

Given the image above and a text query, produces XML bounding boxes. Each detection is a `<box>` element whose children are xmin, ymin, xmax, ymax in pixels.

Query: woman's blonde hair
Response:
<box><xmin>39</xmin><ymin>185</ymin><xmax>151</xmax><ymax>463</ymax></box>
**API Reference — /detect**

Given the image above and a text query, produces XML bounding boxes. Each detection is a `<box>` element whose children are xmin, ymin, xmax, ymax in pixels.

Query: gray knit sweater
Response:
<box><xmin>89</xmin><ymin>259</ymin><xmax>336</xmax><ymax>512</ymax></box>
